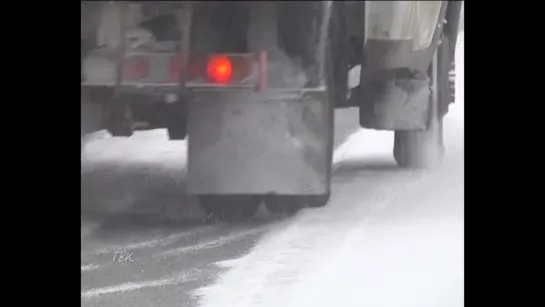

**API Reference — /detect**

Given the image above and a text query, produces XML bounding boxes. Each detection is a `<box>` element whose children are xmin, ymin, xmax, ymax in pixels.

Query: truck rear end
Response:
<box><xmin>81</xmin><ymin>1</ymin><xmax>335</xmax><ymax>220</ymax></box>
<box><xmin>81</xmin><ymin>1</ymin><xmax>462</xmax><ymax>221</ymax></box>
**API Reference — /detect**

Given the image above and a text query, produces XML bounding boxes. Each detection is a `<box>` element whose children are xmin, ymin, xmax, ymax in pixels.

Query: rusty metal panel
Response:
<box><xmin>187</xmin><ymin>91</ymin><xmax>330</xmax><ymax>195</ymax></box>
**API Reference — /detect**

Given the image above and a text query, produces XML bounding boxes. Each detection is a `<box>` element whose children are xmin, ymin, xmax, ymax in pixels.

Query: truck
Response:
<box><xmin>81</xmin><ymin>1</ymin><xmax>463</xmax><ymax>221</ymax></box>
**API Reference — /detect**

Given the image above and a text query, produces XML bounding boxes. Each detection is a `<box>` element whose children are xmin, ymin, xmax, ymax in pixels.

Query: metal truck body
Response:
<box><xmin>81</xmin><ymin>1</ymin><xmax>462</xmax><ymax>220</ymax></box>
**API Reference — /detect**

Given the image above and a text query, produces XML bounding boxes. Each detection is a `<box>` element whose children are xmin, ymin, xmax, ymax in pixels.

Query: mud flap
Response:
<box><xmin>359</xmin><ymin>76</ymin><xmax>430</xmax><ymax>131</ymax></box>
<box><xmin>187</xmin><ymin>91</ymin><xmax>331</xmax><ymax>195</ymax></box>
<box><xmin>358</xmin><ymin>32</ymin><xmax>451</xmax><ymax>131</ymax></box>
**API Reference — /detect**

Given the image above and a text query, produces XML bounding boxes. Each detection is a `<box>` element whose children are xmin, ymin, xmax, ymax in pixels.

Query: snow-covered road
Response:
<box><xmin>81</xmin><ymin>34</ymin><xmax>463</xmax><ymax>307</ymax></box>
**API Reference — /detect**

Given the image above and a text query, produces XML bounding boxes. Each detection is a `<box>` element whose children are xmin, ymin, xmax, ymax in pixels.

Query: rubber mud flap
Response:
<box><xmin>187</xmin><ymin>91</ymin><xmax>330</xmax><ymax>195</ymax></box>
<box><xmin>359</xmin><ymin>77</ymin><xmax>430</xmax><ymax>131</ymax></box>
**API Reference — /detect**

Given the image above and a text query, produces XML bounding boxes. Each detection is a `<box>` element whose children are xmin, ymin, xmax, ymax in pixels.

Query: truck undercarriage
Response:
<box><xmin>81</xmin><ymin>1</ymin><xmax>462</xmax><ymax>221</ymax></box>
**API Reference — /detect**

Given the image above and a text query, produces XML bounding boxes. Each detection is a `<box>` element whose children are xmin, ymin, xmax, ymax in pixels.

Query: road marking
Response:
<box><xmin>81</xmin><ymin>271</ymin><xmax>198</xmax><ymax>299</ymax></box>
<box><xmin>214</xmin><ymin>257</ymin><xmax>246</xmax><ymax>269</ymax></box>
<box><xmin>81</xmin><ymin>264</ymin><xmax>100</xmax><ymax>272</ymax></box>
<box><xmin>155</xmin><ymin>225</ymin><xmax>271</xmax><ymax>258</ymax></box>
<box><xmin>82</xmin><ymin>225</ymin><xmax>220</xmax><ymax>256</ymax></box>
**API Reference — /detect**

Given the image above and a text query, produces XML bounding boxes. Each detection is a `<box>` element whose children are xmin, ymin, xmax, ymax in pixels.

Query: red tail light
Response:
<box><xmin>169</xmin><ymin>53</ymin><xmax>254</xmax><ymax>85</ymax></box>
<box><xmin>206</xmin><ymin>55</ymin><xmax>232</xmax><ymax>84</ymax></box>
<box><xmin>206</xmin><ymin>55</ymin><xmax>233</xmax><ymax>83</ymax></box>
<box><xmin>123</xmin><ymin>56</ymin><xmax>149</xmax><ymax>81</ymax></box>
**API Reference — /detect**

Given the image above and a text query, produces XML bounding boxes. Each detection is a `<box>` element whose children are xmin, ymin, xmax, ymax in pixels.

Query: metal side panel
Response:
<box><xmin>187</xmin><ymin>91</ymin><xmax>330</xmax><ymax>195</ymax></box>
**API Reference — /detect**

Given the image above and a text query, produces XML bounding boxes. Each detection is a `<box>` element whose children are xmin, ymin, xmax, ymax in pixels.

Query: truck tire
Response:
<box><xmin>166</xmin><ymin>102</ymin><xmax>187</xmax><ymax>140</ymax></box>
<box><xmin>263</xmin><ymin>195</ymin><xmax>306</xmax><ymax>215</ymax></box>
<box><xmin>307</xmin><ymin>193</ymin><xmax>330</xmax><ymax>208</ymax></box>
<box><xmin>264</xmin><ymin>193</ymin><xmax>330</xmax><ymax>214</ymax></box>
<box><xmin>393</xmin><ymin>121</ymin><xmax>444</xmax><ymax>168</ymax></box>
<box><xmin>394</xmin><ymin>36</ymin><xmax>450</xmax><ymax>169</ymax></box>
<box><xmin>167</xmin><ymin>124</ymin><xmax>187</xmax><ymax>140</ymax></box>
<box><xmin>104</xmin><ymin>97</ymin><xmax>134</xmax><ymax>137</ymax></box>
<box><xmin>199</xmin><ymin>195</ymin><xmax>261</xmax><ymax>222</ymax></box>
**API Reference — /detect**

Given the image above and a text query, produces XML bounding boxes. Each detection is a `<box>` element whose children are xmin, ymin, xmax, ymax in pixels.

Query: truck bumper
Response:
<box><xmin>187</xmin><ymin>90</ymin><xmax>331</xmax><ymax>195</ymax></box>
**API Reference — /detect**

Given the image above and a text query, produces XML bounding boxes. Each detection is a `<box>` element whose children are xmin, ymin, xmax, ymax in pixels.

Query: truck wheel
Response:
<box><xmin>166</xmin><ymin>102</ymin><xmax>187</xmax><ymax>140</ymax></box>
<box><xmin>393</xmin><ymin>122</ymin><xmax>444</xmax><ymax>168</ymax></box>
<box><xmin>394</xmin><ymin>36</ymin><xmax>449</xmax><ymax>169</ymax></box>
<box><xmin>105</xmin><ymin>99</ymin><xmax>134</xmax><ymax>137</ymax></box>
<box><xmin>264</xmin><ymin>195</ymin><xmax>306</xmax><ymax>215</ymax></box>
<box><xmin>307</xmin><ymin>193</ymin><xmax>330</xmax><ymax>208</ymax></box>
<box><xmin>167</xmin><ymin>125</ymin><xmax>187</xmax><ymax>140</ymax></box>
<box><xmin>199</xmin><ymin>195</ymin><xmax>260</xmax><ymax>222</ymax></box>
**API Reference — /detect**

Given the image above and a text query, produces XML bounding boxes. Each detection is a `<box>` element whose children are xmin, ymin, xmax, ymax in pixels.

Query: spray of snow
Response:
<box><xmin>81</xmin><ymin>264</ymin><xmax>100</xmax><ymax>272</ymax></box>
